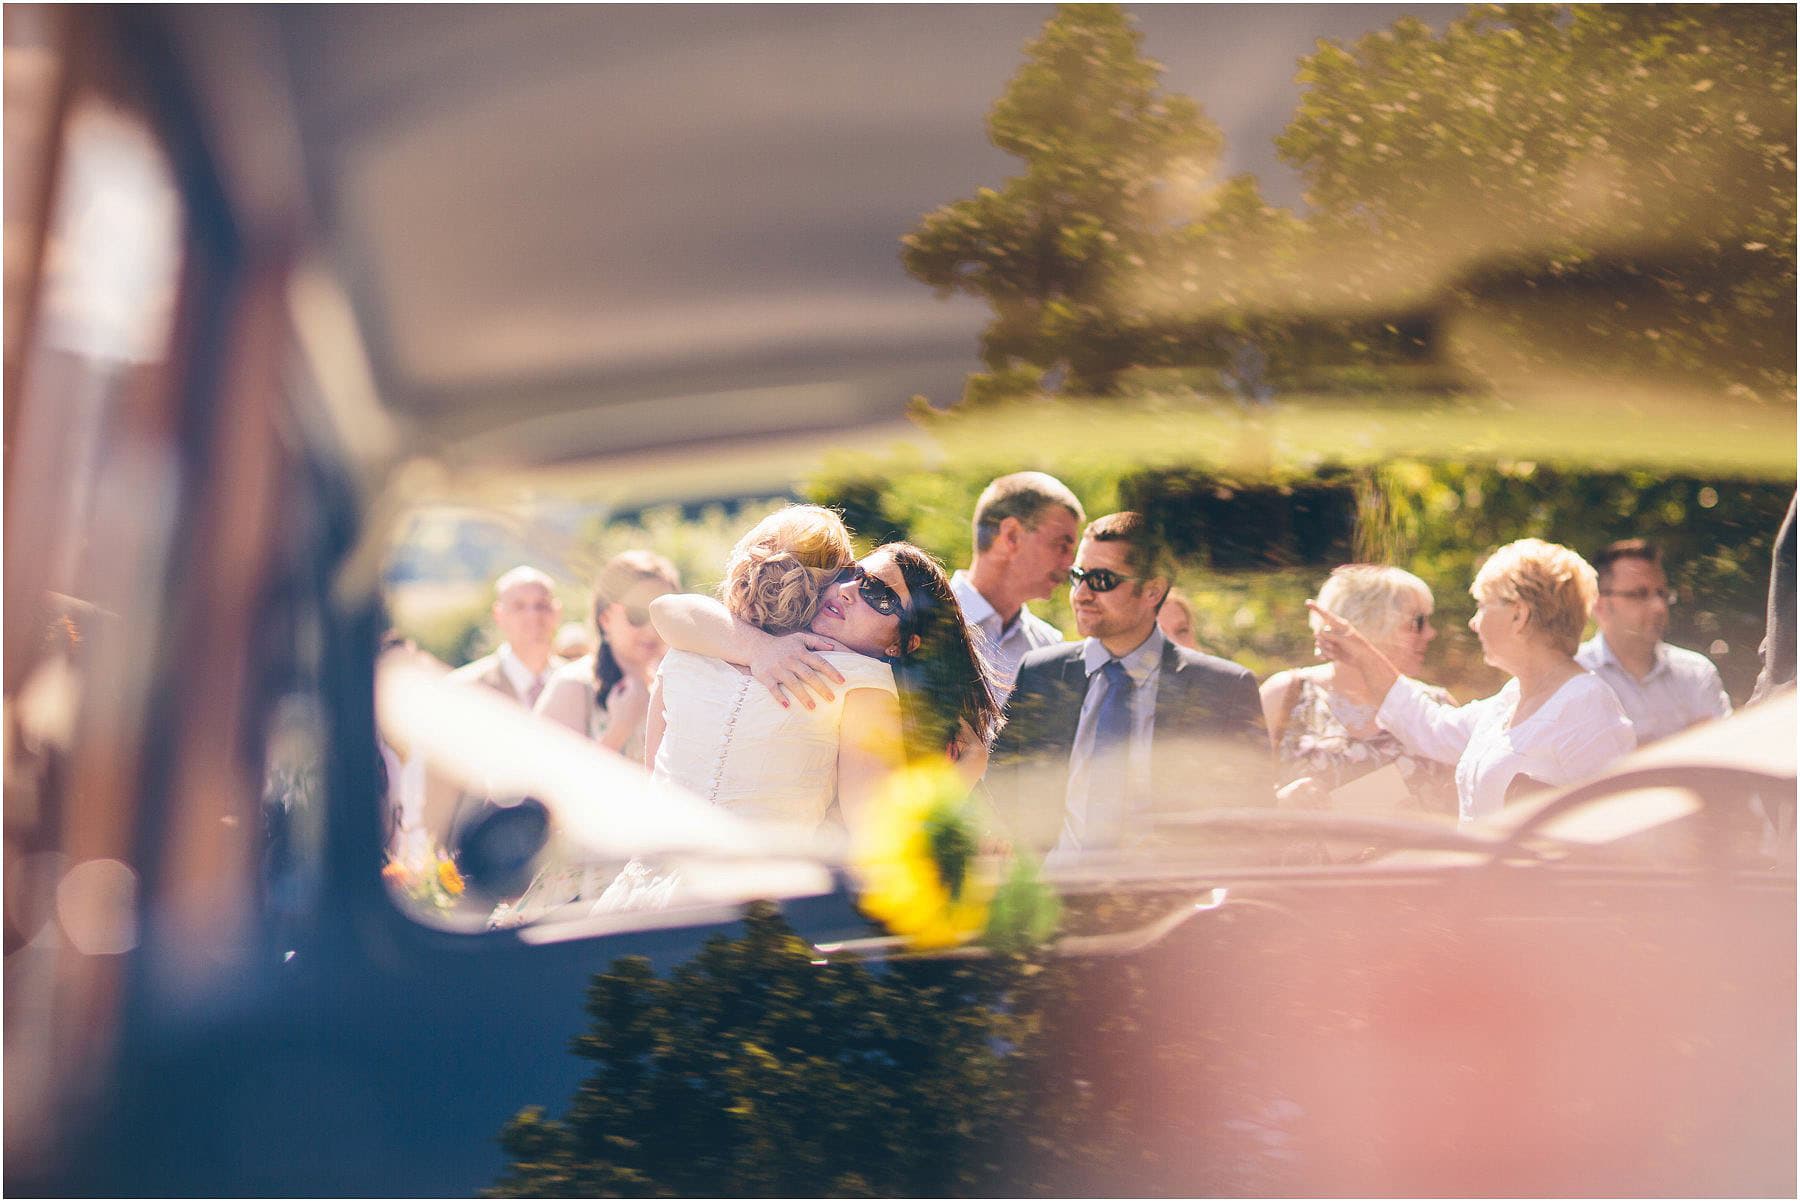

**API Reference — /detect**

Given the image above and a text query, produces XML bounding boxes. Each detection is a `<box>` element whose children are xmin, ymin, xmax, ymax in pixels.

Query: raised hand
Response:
<box><xmin>1305</xmin><ymin>598</ymin><xmax>1401</xmax><ymax>703</ymax></box>
<box><xmin>751</xmin><ymin>631</ymin><xmax>849</xmax><ymax>711</ymax></box>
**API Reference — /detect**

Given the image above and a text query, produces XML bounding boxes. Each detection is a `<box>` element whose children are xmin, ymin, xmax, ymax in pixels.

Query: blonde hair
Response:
<box><xmin>1471</xmin><ymin>538</ymin><xmax>1597</xmax><ymax>655</ymax></box>
<box><xmin>1311</xmin><ymin>564</ymin><xmax>1433</xmax><ymax>641</ymax></box>
<box><xmin>721</xmin><ymin>505</ymin><xmax>853</xmax><ymax>634</ymax></box>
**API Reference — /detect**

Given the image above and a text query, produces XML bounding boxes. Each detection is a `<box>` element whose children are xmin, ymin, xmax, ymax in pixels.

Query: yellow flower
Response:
<box><xmin>850</xmin><ymin>763</ymin><xmax>992</xmax><ymax>949</ymax></box>
<box><xmin>436</xmin><ymin>856</ymin><xmax>466</xmax><ymax>896</ymax></box>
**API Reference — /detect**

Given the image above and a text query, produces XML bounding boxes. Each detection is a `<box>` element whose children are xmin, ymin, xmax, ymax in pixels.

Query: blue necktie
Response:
<box><xmin>1087</xmin><ymin>659</ymin><xmax>1135</xmax><ymax>848</ymax></box>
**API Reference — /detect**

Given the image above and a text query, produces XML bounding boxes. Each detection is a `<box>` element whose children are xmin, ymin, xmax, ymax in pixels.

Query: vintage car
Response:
<box><xmin>4</xmin><ymin>5</ymin><xmax>1792</xmax><ymax>1197</ymax></box>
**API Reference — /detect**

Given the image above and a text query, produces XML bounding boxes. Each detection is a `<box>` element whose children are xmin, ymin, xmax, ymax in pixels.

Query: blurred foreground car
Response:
<box><xmin>3</xmin><ymin>5</ymin><xmax>1792</xmax><ymax>1197</ymax></box>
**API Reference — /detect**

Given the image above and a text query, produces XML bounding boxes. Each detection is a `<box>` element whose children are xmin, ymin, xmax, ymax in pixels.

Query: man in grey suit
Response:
<box><xmin>986</xmin><ymin>512</ymin><xmax>1271</xmax><ymax>856</ymax></box>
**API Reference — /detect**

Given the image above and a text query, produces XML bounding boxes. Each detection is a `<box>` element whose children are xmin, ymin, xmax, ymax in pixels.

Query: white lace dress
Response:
<box><xmin>491</xmin><ymin>649</ymin><xmax>896</xmax><ymax>929</ymax></box>
<box><xmin>650</xmin><ymin>648</ymin><xmax>897</xmax><ymax>827</ymax></box>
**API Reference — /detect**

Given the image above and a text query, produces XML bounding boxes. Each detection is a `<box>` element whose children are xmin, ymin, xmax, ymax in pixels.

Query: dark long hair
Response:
<box><xmin>591</xmin><ymin>550</ymin><xmax>681</xmax><ymax>703</ymax></box>
<box><xmin>877</xmin><ymin>543</ymin><xmax>1002</xmax><ymax>766</ymax></box>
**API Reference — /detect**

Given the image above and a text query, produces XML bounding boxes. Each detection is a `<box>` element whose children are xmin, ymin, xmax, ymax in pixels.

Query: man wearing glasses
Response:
<box><xmin>1577</xmin><ymin>539</ymin><xmax>1731</xmax><ymax>745</ymax></box>
<box><xmin>986</xmin><ymin>512</ymin><xmax>1270</xmax><ymax>856</ymax></box>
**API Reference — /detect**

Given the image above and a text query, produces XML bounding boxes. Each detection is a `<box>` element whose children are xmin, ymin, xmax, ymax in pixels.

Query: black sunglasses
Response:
<box><xmin>841</xmin><ymin>563</ymin><xmax>905</xmax><ymax>617</ymax></box>
<box><xmin>1068</xmin><ymin>566</ymin><xmax>1141</xmax><ymax>593</ymax></box>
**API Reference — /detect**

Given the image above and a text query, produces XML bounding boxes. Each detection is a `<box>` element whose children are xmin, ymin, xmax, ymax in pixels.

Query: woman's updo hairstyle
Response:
<box><xmin>722</xmin><ymin>505</ymin><xmax>854</xmax><ymax>634</ymax></box>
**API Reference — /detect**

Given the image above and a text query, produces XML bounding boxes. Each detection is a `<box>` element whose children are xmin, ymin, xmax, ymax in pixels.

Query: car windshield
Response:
<box><xmin>350</xmin><ymin>3</ymin><xmax>1795</xmax><ymax>941</ymax></box>
<box><xmin>5</xmin><ymin>7</ymin><xmax>1794</xmax><ymax>1200</ymax></box>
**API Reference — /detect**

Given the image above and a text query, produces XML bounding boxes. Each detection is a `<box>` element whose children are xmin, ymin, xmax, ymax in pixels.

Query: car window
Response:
<box><xmin>344</xmin><ymin>5</ymin><xmax>1794</xmax><ymax>944</ymax></box>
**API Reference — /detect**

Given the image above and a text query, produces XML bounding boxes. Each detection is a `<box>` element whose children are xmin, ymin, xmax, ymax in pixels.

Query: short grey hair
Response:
<box><xmin>494</xmin><ymin>565</ymin><xmax>556</xmax><ymax>598</ymax></box>
<box><xmin>972</xmin><ymin>471</ymin><xmax>1085</xmax><ymax>554</ymax></box>
<box><xmin>1311</xmin><ymin>564</ymin><xmax>1433</xmax><ymax>640</ymax></box>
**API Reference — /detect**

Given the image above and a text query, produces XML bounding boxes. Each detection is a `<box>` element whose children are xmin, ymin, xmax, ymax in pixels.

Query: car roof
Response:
<box><xmin>172</xmin><ymin>4</ymin><xmax>1470</xmax><ymax>470</ymax></box>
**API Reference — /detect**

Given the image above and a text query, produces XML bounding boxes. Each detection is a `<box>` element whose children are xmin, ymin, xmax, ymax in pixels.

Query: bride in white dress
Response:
<box><xmin>505</xmin><ymin>507</ymin><xmax>999</xmax><ymax>923</ymax></box>
<box><xmin>644</xmin><ymin>505</ymin><xmax>900</xmax><ymax>833</ymax></box>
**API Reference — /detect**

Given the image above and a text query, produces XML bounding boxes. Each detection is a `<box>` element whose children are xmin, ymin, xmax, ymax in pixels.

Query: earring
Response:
<box><xmin>884</xmin><ymin>645</ymin><xmax>899</xmax><ymax>658</ymax></box>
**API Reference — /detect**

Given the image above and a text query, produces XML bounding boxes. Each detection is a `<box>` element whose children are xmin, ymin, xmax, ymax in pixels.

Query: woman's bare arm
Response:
<box><xmin>533</xmin><ymin>670</ymin><xmax>591</xmax><ymax>736</ymax></box>
<box><xmin>641</xmin><ymin>675</ymin><xmax>667</xmax><ymax>771</ymax></box>
<box><xmin>1258</xmin><ymin>669</ymin><xmax>1297</xmax><ymax>752</ymax></box>
<box><xmin>648</xmin><ymin>594</ymin><xmax>847</xmax><ymax>710</ymax></box>
<box><xmin>835</xmin><ymin>688</ymin><xmax>906</xmax><ymax>835</ymax></box>
<box><xmin>1306</xmin><ymin>600</ymin><xmax>1401</xmax><ymax>701</ymax></box>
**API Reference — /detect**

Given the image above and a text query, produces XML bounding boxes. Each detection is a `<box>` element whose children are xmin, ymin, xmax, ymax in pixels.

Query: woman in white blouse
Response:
<box><xmin>1310</xmin><ymin>538</ymin><xmax>1636</xmax><ymax>823</ymax></box>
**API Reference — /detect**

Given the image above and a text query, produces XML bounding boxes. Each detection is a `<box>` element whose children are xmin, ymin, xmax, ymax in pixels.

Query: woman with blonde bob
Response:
<box><xmin>1262</xmin><ymin>564</ymin><xmax>1456</xmax><ymax>816</ymax></box>
<box><xmin>1311</xmin><ymin>539</ymin><xmax>1635</xmax><ymax>823</ymax></box>
<box><xmin>645</xmin><ymin>505</ymin><xmax>909</xmax><ymax>832</ymax></box>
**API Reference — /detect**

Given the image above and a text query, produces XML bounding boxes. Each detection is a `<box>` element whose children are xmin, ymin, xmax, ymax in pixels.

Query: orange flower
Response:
<box><xmin>436</xmin><ymin>857</ymin><xmax>465</xmax><ymax>895</ymax></box>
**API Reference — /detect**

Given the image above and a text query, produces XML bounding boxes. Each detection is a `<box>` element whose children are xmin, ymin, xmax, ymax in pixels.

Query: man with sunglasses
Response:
<box><xmin>1577</xmin><ymin>539</ymin><xmax>1730</xmax><ymax>745</ymax></box>
<box><xmin>950</xmin><ymin>472</ymin><xmax>1085</xmax><ymax>705</ymax></box>
<box><xmin>986</xmin><ymin>512</ymin><xmax>1271</xmax><ymax>856</ymax></box>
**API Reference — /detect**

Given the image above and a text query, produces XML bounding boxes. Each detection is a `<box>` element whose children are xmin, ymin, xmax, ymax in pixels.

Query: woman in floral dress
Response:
<box><xmin>1261</xmin><ymin>564</ymin><xmax>1456</xmax><ymax>818</ymax></box>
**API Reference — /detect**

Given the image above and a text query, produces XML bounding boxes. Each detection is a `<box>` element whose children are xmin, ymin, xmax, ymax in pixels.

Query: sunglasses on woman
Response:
<box><xmin>1068</xmin><ymin>565</ymin><xmax>1140</xmax><ymax>593</ymax></box>
<box><xmin>840</xmin><ymin>563</ymin><xmax>905</xmax><ymax>617</ymax></box>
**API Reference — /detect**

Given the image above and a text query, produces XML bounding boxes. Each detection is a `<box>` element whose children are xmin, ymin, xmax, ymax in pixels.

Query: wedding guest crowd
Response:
<box><xmin>419</xmin><ymin>473</ymin><xmax>1749</xmax><ymax>867</ymax></box>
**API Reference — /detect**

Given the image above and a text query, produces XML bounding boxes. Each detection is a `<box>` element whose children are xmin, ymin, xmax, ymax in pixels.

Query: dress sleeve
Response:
<box><xmin>1376</xmin><ymin>676</ymin><xmax>1488</xmax><ymax>765</ymax></box>
<box><xmin>534</xmin><ymin>668</ymin><xmax>593</xmax><ymax>736</ymax></box>
<box><xmin>825</xmin><ymin>652</ymin><xmax>898</xmax><ymax>696</ymax></box>
<box><xmin>1552</xmin><ymin>679</ymin><xmax>1638</xmax><ymax>780</ymax></box>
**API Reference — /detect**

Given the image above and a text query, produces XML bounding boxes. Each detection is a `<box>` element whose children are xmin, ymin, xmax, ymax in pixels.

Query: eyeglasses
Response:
<box><xmin>842</xmin><ymin>564</ymin><xmax>905</xmax><ymax>617</ymax></box>
<box><xmin>1600</xmin><ymin>587</ymin><xmax>1678</xmax><ymax>605</ymax></box>
<box><xmin>1068</xmin><ymin>566</ymin><xmax>1141</xmax><ymax>593</ymax></box>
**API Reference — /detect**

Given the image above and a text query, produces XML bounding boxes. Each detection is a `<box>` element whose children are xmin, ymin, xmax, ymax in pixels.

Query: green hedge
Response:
<box><xmin>806</xmin><ymin>456</ymin><xmax>1792</xmax><ymax>704</ymax></box>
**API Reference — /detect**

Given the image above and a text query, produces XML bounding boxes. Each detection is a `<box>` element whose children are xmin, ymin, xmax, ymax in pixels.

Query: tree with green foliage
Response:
<box><xmin>1277</xmin><ymin>3</ymin><xmax>1797</xmax><ymax>398</ymax></box>
<box><xmin>902</xmin><ymin>3</ymin><xmax>1290</xmax><ymax>400</ymax></box>
<box><xmin>489</xmin><ymin>903</ymin><xmax>1022</xmax><ymax>1197</ymax></box>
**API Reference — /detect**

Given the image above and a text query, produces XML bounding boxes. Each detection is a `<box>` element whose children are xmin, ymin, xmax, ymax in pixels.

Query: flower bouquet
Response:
<box><xmin>850</xmin><ymin>761</ymin><xmax>1060</xmax><ymax>952</ymax></box>
<box><xmin>381</xmin><ymin>846</ymin><xmax>467</xmax><ymax>913</ymax></box>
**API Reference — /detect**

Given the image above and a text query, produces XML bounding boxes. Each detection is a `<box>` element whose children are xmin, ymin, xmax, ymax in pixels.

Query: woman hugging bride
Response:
<box><xmin>646</xmin><ymin>504</ymin><xmax>1000</xmax><ymax>836</ymax></box>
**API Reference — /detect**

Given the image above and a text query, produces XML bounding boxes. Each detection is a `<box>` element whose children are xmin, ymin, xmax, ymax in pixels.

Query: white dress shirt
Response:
<box><xmin>951</xmin><ymin>570</ymin><xmax>1066</xmax><ymax>705</ymax></box>
<box><xmin>1575</xmin><ymin>633</ymin><xmax>1731</xmax><ymax>746</ymax></box>
<box><xmin>1056</xmin><ymin>628</ymin><xmax>1166</xmax><ymax>853</ymax></box>
<box><xmin>1377</xmin><ymin>671</ymin><xmax>1637</xmax><ymax>823</ymax></box>
<box><xmin>497</xmin><ymin>643</ymin><xmax>554</xmax><ymax>706</ymax></box>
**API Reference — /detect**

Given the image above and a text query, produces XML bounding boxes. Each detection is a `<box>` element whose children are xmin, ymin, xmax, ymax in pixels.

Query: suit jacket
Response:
<box><xmin>985</xmin><ymin>637</ymin><xmax>1272</xmax><ymax>853</ymax></box>
<box><xmin>446</xmin><ymin>650</ymin><xmax>565</xmax><ymax>707</ymax></box>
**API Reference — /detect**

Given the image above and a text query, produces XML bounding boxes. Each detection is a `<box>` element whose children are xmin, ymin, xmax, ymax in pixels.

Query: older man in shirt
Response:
<box><xmin>448</xmin><ymin>565</ymin><xmax>566</xmax><ymax>707</ymax></box>
<box><xmin>1577</xmin><ymin>539</ymin><xmax>1730</xmax><ymax>745</ymax></box>
<box><xmin>949</xmin><ymin>471</ymin><xmax>1084</xmax><ymax>705</ymax></box>
<box><xmin>985</xmin><ymin>512</ymin><xmax>1270</xmax><ymax>855</ymax></box>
